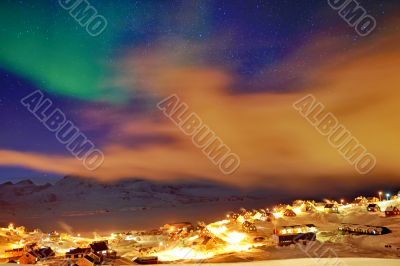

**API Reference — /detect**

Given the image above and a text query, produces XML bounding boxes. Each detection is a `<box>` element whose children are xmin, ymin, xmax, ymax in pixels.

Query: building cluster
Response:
<box><xmin>338</xmin><ymin>224</ymin><xmax>391</xmax><ymax>235</ymax></box>
<box><xmin>3</xmin><ymin>244</ymin><xmax>54</xmax><ymax>264</ymax></box>
<box><xmin>272</xmin><ymin>224</ymin><xmax>317</xmax><ymax>246</ymax></box>
<box><xmin>1</xmin><ymin>239</ymin><xmax>116</xmax><ymax>265</ymax></box>
<box><xmin>0</xmin><ymin>190</ymin><xmax>399</xmax><ymax>264</ymax></box>
<box><xmin>65</xmin><ymin>241</ymin><xmax>116</xmax><ymax>266</ymax></box>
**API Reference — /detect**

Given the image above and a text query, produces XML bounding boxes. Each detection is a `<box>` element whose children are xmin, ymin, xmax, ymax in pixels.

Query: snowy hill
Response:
<box><xmin>0</xmin><ymin>176</ymin><xmax>269</xmax><ymax>231</ymax></box>
<box><xmin>0</xmin><ymin>176</ymin><xmax>261</xmax><ymax>211</ymax></box>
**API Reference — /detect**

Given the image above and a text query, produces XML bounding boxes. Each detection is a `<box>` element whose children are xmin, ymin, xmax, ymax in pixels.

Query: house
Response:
<box><xmin>338</xmin><ymin>223</ymin><xmax>391</xmax><ymax>235</ymax></box>
<box><xmin>324</xmin><ymin>204</ymin><xmax>339</xmax><ymax>213</ymax></box>
<box><xmin>4</xmin><ymin>248</ymin><xmax>24</xmax><ymax>263</ymax></box>
<box><xmin>4</xmin><ymin>248</ymin><xmax>24</xmax><ymax>258</ymax></box>
<box><xmin>352</xmin><ymin>197</ymin><xmax>368</xmax><ymax>206</ymax></box>
<box><xmin>4</xmin><ymin>244</ymin><xmax>42</xmax><ymax>262</ymax></box>
<box><xmin>227</xmin><ymin>212</ymin><xmax>240</xmax><ymax>222</ymax></box>
<box><xmin>272</xmin><ymin>224</ymin><xmax>317</xmax><ymax>246</ymax></box>
<box><xmin>24</xmin><ymin>243</ymin><xmax>38</xmax><ymax>251</ymax></box>
<box><xmin>162</xmin><ymin>222</ymin><xmax>194</xmax><ymax>233</ymax></box>
<box><xmin>19</xmin><ymin>247</ymin><xmax>55</xmax><ymax>264</ymax></box>
<box><xmin>367</xmin><ymin>197</ymin><xmax>380</xmax><ymax>203</ymax></box>
<box><xmin>324</xmin><ymin>199</ymin><xmax>338</xmax><ymax>205</ymax></box>
<box><xmin>66</xmin><ymin>247</ymin><xmax>91</xmax><ymax>259</ymax></box>
<box><xmin>49</xmin><ymin>230</ymin><xmax>61</xmax><ymax>241</ymax></box>
<box><xmin>134</xmin><ymin>256</ymin><xmax>159</xmax><ymax>264</ymax></box>
<box><xmin>284</xmin><ymin>209</ymin><xmax>296</xmax><ymax>217</ymax></box>
<box><xmin>265</xmin><ymin>212</ymin><xmax>275</xmax><ymax>222</ymax></box>
<box><xmin>292</xmin><ymin>200</ymin><xmax>305</xmax><ymax>207</ymax></box>
<box><xmin>90</xmin><ymin>241</ymin><xmax>109</xmax><ymax>254</ymax></box>
<box><xmin>89</xmin><ymin>240</ymin><xmax>116</xmax><ymax>260</ymax></box>
<box><xmin>243</xmin><ymin>210</ymin><xmax>253</xmax><ymax>220</ymax></box>
<box><xmin>36</xmin><ymin>247</ymin><xmax>55</xmax><ymax>259</ymax></box>
<box><xmin>242</xmin><ymin>221</ymin><xmax>257</xmax><ymax>232</ymax></box>
<box><xmin>367</xmin><ymin>203</ymin><xmax>381</xmax><ymax>212</ymax></box>
<box><xmin>274</xmin><ymin>204</ymin><xmax>289</xmax><ymax>212</ymax></box>
<box><xmin>18</xmin><ymin>251</ymin><xmax>38</xmax><ymax>264</ymax></box>
<box><xmin>385</xmin><ymin>206</ymin><xmax>400</xmax><ymax>217</ymax></box>
<box><xmin>77</xmin><ymin>253</ymin><xmax>101</xmax><ymax>266</ymax></box>
<box><xmin>304</xmin><ymin>201</ymin><xmax>317</xmax><ymax>212</ymax></box>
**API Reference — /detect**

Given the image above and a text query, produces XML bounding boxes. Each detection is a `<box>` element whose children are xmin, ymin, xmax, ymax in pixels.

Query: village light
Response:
<box><xmin>340</xmin><ymin>199</ymin><xmax>345</xmax><ymax>205</ymax></box>
<box><xmin>378</xmin><ymin>191</ymin><xmax>383</xmax><ymax>201</ymax></box>
<box><xmin>7</xmin><ymin>223</ymin><xmax>15</xmax><ymax>231</ymax></box>
<box><xmin>386</xmin><ymin>193</ymin><xmax>391</xmax><ymax>200</ymax></box>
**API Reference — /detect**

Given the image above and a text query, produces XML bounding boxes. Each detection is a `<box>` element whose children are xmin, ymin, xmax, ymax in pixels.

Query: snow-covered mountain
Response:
<box><xmin>0</xmin><ymin>176</ymin><xmax>261</xmax><ymax>212</ymax></box>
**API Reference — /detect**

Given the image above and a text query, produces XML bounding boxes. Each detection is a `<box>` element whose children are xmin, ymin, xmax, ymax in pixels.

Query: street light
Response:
<box><xmin>386</xmin><ymin>193</ymin><xmax>391</xmax><ymax>201</ymax></box>
<box><xmin>378</xmin><ymin>191</ymin><xmax>383</xmax><ymax>201</ymax></box>
<box><xmin>340</xmin><ymin>199</ymin><xmax>345</xmax><ymax>205</ymax></box>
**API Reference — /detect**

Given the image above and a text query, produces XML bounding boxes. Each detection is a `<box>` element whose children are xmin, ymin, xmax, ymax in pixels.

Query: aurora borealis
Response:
<box><xmin>1</xmin><ymin>0</ymin><xmax>400</xmax><ymax>197</ymax></box>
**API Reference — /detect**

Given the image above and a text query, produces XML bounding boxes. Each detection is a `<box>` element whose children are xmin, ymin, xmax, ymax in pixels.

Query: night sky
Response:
<box><xmin>0</xmin><ymin>0</ymin><xmax>399</xmax><ymax>196</ymax></box>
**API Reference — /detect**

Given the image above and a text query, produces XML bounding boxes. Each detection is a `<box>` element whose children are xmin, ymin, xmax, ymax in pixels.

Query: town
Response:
<box><xmin>1</xmin><ymin>190</ymin><xmax>399</xmax><ymax>265</ymax></box>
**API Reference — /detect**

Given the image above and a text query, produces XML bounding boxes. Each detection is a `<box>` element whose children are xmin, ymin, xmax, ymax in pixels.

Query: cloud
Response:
<box><xmin>1</xmin><ymin>27</ymin><xmax>400</xmax><ymax>193</ymax></box>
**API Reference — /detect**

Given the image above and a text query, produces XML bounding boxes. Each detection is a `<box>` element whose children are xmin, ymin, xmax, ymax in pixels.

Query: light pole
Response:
<box><xmin>386</xmin><ymin>193</ymin><xmax>391</xmax><ymax>201</ymax></box>
<box><xmin>378</xmin><ymin>191</ymin><xmax>382</xmax><ymax>201</ymax></box>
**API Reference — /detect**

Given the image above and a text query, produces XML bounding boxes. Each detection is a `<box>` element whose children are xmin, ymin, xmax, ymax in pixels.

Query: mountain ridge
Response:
<box><xmin>0</xmin><ymin>176</ymin><xmax>265</xmax><ymax>215</ymax></box>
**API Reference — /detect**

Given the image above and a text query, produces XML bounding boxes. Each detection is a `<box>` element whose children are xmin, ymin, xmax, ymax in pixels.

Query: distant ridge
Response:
<box><xmin>0</xmin><ymin>175</ymin><xmax>266</xmax><ymax>215</ymax></box>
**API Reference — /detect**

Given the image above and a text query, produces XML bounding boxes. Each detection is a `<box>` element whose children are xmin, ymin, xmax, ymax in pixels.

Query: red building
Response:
<box><xmin>385</xmin><ymin>206</ymin><xmax>400</xmax><ymax>217</ymax></box>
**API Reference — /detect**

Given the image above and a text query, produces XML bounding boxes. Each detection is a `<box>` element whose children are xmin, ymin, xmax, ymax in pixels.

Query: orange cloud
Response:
<box><xmin>1</xmin><ymin>29</ymin><xmax>400</xmax><ymax>191</ymax></box>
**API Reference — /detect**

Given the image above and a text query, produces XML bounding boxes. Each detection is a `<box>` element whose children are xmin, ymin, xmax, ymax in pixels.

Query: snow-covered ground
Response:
<box><xmin>174</xmin><ymin>258</ymin><xmax>400</xmax><ymax>266</ymax></box>
<box><xmin>0</xmin><ymin>258</ymin><xmax>399</xmax><ymax>266</ymax></box>
<box><xmin>100</xmin><ymin>200</ymin><xmax>400</xmax><ymax>262</ymax></box>
<box><xmin>1</xmin><ymin>202</ymin><xmax>400</xmax><ymax>265</ymax></box>
<box><xmin>1</xmin><ymin>177</ymin><xmax>399</xmax><ymax>264</ymax></box>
